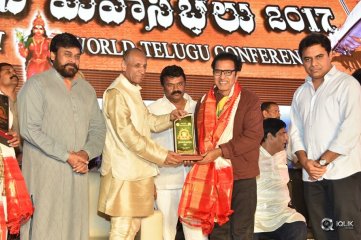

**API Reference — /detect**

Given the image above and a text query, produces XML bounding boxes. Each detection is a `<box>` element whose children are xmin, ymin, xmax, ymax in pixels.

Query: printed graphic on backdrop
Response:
<box><xmin>329</xmin><ymin>1</ymin><xmax>361</xmax><ymax>71</ymax></box>
<box><xmin>15</xmin><ymin>12</ymin><xmax>55</xmax><ymax>80</ymax></box>
<box><xmin>0</xmin><ymin>0</ymin><xmax>360</xmax><ymax>104</ymax></box>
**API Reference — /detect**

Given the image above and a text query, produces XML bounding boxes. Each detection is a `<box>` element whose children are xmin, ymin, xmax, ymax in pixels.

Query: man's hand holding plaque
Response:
<box><xmin>197</xmin><ymin>148</ymin><xmax>223</xmax><ymax>165</ymax></box>
<box><xmin>173</xmin><ymin>114</ymin><xmax>202</xmax><ymax>162</ymax></box>
<box><xmin>164</xmin><ymin>151</ymin><xmax>183</xmax><ymax>166</ymax></box>
<box><xmin>170</xmin><ymin>109</ymin><xmax>188</xmax><ymax>121</ymax></box>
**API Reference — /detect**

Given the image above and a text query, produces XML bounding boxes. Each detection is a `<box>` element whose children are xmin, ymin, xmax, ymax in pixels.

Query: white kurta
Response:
<box><xmin>254</xmin><ymin>147</ymin><xmax>305</xmax><ymax>233</ymax></box>
<box><xmin>147</xmin><ymin>94</ymin><xmax>197</xmax><ymax>189</ymax></box>
<box><xmin>147</xmin><ymin>94</ymin><xmax>196</xmax><ymax>240</ymax></box>
<box><xmin>17</xmin><ymin>68</ymin><xmax>106</xmax><ymax>240</ymax></box>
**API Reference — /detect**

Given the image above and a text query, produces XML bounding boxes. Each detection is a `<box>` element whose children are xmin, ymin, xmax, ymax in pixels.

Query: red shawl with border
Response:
<box><xmin>179</xmin><ymin>83</ymin><xmax>241</xmax><ymax>234</ymax></box>
<box><xmin>2</xmin><ymin>156</ymin><xmax>34</xmax><ymax>235</ymax></box>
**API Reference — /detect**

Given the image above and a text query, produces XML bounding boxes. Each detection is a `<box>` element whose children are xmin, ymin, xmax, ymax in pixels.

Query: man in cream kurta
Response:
<box><xmin>147</xmin><ymin>65</ymin><xmax>197</xmax><ymax>240</ymax></box>
<box><xmin>98</xmin><ymin>49</ymin><xmax>184</xmax><ymax>239</ymax></box>
<box><xmin>254</xmin><ymin>118</ymin><xmax>306</xmax><ymax>240</ymax></box>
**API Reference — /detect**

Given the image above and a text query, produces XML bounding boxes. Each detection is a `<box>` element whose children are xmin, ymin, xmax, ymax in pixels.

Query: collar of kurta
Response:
<box><xmin>260</xmin><ymin>146</ymin><xmax>270</xmax><ymax>156</ymax></box>
<box><xmin>260</xmin><ymin>146</ymin><xmax>287</xmax><ymax>160</ymax></box>
<box><xmin>115</xmin><ymin>73</ymin><xmax>142</xmax><ymax>92</ymax></box>
<box><xmin>51</xmin><ymin>68</ymin><xmax>80</xmax><ymax>87</ymax></box>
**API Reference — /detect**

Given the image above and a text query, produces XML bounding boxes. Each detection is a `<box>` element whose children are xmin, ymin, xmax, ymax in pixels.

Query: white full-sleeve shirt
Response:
<box><xmin>290</xmin><ymin>66</ymin><xmax>361</xmax><ymax>181</ymax></box>
<box><xmin>255</xmin><ymin>147</ymin><xmax>305</xmax><ymax>232</ymax></box>
<box><xmin>147</xmin><ymin>93</ymin><xmax>197</xmax><ymax>189</ymax></box>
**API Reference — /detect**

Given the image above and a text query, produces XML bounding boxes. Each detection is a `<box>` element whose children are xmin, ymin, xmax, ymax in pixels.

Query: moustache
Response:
<box><xmin>64</xmin><ymin>63</ymin><xmax>78</xmax><ymax>70</ymax></box>
<box><xmin>171</xmin><ymin>90</ymin><xmax>183</xmax><ymax>95</ymax></box>
<box><xmin>10</xmin><ymin>75</ymin><xmax>19</xmax><ymax>81</ymax></box>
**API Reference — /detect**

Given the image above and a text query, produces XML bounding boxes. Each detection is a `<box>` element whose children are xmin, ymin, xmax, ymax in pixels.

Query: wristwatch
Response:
<box><xmin>319</xmin><ymin>159</ymin><xmax>328</xmax><ymax>166</ymax></box>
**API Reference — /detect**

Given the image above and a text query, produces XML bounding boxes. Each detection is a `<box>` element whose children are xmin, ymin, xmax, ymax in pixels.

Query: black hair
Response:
<box><xmin>352</xmin><ymin>69</ymin><xmax>361</xmax><ymax>85</ymax></box>
<box><xmin>160</xmin><ymin>65</ymin><xmax>186</xmax><ymax>86</ymax></box>
<box><xmin>211</xmin><ymin>51</ymin><xmax>242</xmax><ymax>71</ymax></box>
<box><xmin>261</xmin><ymin>101</ymin><xmax>278</xmax><ymax>112</ymax></box>
<box><xmin>262</xmin><ymin>118</ymin><xmax>286</xmax><ymax>143</ymax></box>
<box><xmin>298</xmin><ymin>33</ymin><xmax>331</xmax><ymax>58</ymax></box>
<box><xmin>50</xmin><ymin>32</ymin><xmax>82</xmax><ymax>53</ymax></box>
<box><xmin>0</xmin><ymin>62</ymin><xmax>13</xmax><ymax>72</ymax></box>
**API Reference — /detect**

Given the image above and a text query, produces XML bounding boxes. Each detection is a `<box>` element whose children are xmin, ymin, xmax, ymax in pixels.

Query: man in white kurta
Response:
<box><xmin>98</xmin><ymin>49</ymin><xmax>184</xmax><ymax>239</ymax></box>
<box><xmin>18</xmin><ymin>33</ymin><xmax>106</xmax><ymax>240</ymax></box>
<box><xmin>147</xmin><ymin>65</ymin><xmax>197</xmax><ymax>240</ymax></box>
<box><xmin>254</xmin><ymin>118</ymin><xmax>306</xmax><ymax>240</ymax></box>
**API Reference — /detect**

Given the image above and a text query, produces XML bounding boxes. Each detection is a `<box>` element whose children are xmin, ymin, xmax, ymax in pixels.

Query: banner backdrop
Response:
<box><xmin>0</xmin><ymin>0</ymin><xmax>360</xmax><ymax>104</ymax></box>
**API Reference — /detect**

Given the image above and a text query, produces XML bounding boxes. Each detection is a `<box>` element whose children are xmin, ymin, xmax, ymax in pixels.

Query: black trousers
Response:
<box><xmin>288</xmin><ymin>168</ymin><xmax>309</xmax><ymax>223</ymax></box>
<box><xmin>304</xmin><ymin>172</ymin><xmax>361</xmax><ymax>240</ymax></box>
<box><xmin>253</xmin><ymin>221</ymin><xmax>307</xmax><ymax>240</ymax></box>
<box><xmin>210</xmin><ymin>178</ymin><xmax>257</xmax><ymax>240</ymax></box>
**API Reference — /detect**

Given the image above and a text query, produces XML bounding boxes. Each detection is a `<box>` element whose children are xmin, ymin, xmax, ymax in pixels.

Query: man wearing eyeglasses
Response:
<box><xmin>179</xmin><ymin>52</ymin><xmax>263</xmax><ymax>240</ymax></box>
<box><xmin>148</xmin><ymin>65</ymin><xmax>197</xmax><ymax>240</ymax></box>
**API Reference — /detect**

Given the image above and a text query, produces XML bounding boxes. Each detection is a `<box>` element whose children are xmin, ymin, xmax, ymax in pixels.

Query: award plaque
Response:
<box><xmin>173</xmin><ymin>114</ymin><xmax>202</xmax><ymax>161</ymax></box>
<box><xmin>0</xmin><ymin>94</ymin><xmax>12</xmax><ymax>147</ymax></box>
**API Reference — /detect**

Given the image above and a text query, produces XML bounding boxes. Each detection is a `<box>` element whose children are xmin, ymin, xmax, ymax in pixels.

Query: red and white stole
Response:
<box><xmin>179</xmin><ymin>83</ymin><xmax>241</xmax><ymax>234</ymax></box>
<box><xmin>1</xmin><ymin>156</ymin><xmax>34</xmax><ymax>235</ymax></box>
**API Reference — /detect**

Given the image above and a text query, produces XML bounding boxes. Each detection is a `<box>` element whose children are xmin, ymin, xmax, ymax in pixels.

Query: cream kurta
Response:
<box><xmin>18</xmin><ymin>68</ymin><xmax>106</xmax><ymax>240</ymax></box>
<box><xmin>98</xmin><ymin>74</ymin><xmax>172</xmax><ymax>217</ymax></box>
<box><xmin>254</xmin><ymin>147</ymin><xmax>305</xmax><ymax>233</ymax></box>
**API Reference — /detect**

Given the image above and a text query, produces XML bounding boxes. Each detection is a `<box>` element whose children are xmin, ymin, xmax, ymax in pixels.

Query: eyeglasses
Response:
<box><xmin>213</xmin><ymin>69</ymin><xmax>236</xmax><ymax>76</ymax></box>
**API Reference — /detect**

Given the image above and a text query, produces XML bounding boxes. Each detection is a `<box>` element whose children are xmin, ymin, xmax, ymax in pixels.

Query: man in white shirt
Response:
<box><xmin>261</xmin><ymin>101</ymin><xmax>281</xmax><ymax>119</ymax></box>
<box><xmin>148</xmin><ymin>65</ymin><xmax>197</xmax><ymax>240</ymax></box>
<box><xmin>254</xmin><ymin>118</ymin><xmax>306</xmax><ymax>240</ymax></box>
<box><xmin>261</xmin><ymin>101</ymin><xmax>309</xmax><ymax>225</ymax></box>
<box><xmin>352</xmin><ymin>69</ymin><xmax>361</xmax><ymax>85</ymax></box>
<box><xmin>290</xmin><ymin>33</ymin><xmax>361</xmax><ymax>240</ymax></box>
